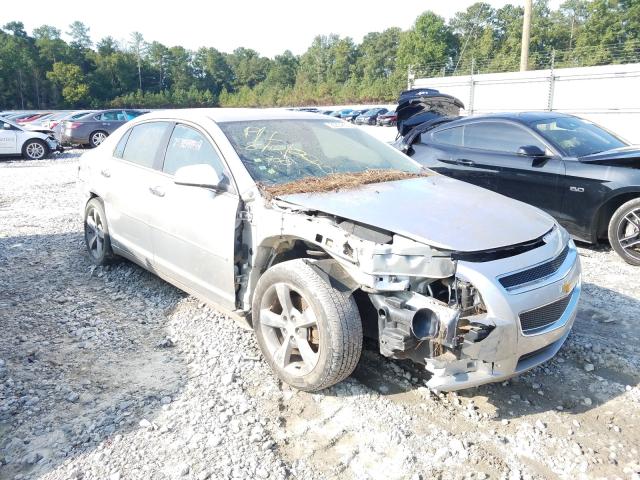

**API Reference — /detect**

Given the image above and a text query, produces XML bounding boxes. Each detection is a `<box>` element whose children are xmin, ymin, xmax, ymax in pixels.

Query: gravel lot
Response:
<box><xmin>1</xmin><ymin>152</ymin><xmax>639</xmax><ymax>480</ymax></box>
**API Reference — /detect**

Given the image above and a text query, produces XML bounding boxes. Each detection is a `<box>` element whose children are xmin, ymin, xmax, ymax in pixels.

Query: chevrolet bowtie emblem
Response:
<box><xmin>562</xmin><ymin>281</ymin><xmax>573</xmax><ymax>294</ymax></box>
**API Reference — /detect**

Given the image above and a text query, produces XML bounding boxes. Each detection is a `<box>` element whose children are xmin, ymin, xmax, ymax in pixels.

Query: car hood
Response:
<box><xmin>278</xmin><ymin>175</ymin><xmax>555</xmax><ymax>252</ymax></box>
<box><xmin>579</xmin><ymin>146</ymin><xmax>640</xmax><ymax>168</ymax></box>
<box><xmin>23</xmin><ymin>124</ymin><xmax>53</xmax><ymax>134</ymax></box>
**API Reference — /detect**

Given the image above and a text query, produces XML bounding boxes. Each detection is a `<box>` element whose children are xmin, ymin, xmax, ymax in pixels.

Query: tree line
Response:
<box><xmin>1</xmin><ymin>0</ymin><xmax>638</xmax><ymax>110</ymax></box>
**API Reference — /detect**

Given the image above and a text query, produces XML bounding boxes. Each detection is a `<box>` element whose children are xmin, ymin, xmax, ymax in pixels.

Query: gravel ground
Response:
<box><xmin>1</xmin><ymin>152</ymin><xmax>639</xmax><ymax>480</ymax></box>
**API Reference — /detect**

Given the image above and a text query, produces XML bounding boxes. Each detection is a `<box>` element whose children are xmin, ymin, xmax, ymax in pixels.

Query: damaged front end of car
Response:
<box><xmin>246</xmin><ymin>194</ymin><xmax>581</xmax><ymax>392</ymax></box>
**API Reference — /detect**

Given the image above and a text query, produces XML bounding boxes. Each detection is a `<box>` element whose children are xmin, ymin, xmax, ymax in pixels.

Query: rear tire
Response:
<box><xmin>84</xmin><ymin>198</ymin><xmax>116</xmax><ymax>265</ymax></box>
<box><xmin>22</xmin><ymin>139</ymin><xmax>49</xmax><ymax>160</ymax></box>
<box><xmin>89</xmin><ymin>130</ymin><xmax>108</xmax><ymax>148</ymax></box>
<box><xmin>608</xmin><ymin>198</ymin><xmax>640</xmax><ymax>266</ymax></box>
<box><xmin>252</xmin><ymin>259</ymin><xmax>363</xmax><ymax>391</ymax></box>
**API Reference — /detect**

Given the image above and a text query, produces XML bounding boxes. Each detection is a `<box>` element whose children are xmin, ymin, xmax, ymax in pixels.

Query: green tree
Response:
<box><xmin>46</xmin><ymin>62</ymin><xmax>90</xmax><ymax>105</ymax></box>
<box><xmin>397</xmin><ymin>11</ymin><xmax>455</xmax><ymax>76</ymax></box>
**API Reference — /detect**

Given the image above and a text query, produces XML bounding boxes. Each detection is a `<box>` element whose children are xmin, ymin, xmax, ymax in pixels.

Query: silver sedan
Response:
<box><xmin>78</xmin><ymin>109</ymin><xmax>581</xmax><ymax>392</ymax></box>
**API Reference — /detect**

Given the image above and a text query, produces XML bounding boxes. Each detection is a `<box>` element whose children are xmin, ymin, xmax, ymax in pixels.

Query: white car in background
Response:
<box><xmin>0</xmin><ymin>117</ymin><xmax>63</xmax><ymax>160</ymax></box>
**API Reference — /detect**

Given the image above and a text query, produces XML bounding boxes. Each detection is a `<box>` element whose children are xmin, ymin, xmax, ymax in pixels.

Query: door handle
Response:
<box><xmin>100</xmin><ymin>169</ymin><xmax>111</xmax><ymax>178</ymax></box>
<box><xmin>149</xmin><ymin>186</ymin><xmax>165</xmax><ymax>197</ymax></box>
<box><xmin>457</xmin><ymin>158</ymin><xmax>476</xmax><ymax>167</ymax></box>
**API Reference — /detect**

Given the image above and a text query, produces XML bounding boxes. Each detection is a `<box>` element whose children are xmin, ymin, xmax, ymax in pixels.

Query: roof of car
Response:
<box><xmin>138</xmin><ymin>108</ymin><xmax>330</xmax><ymax>123</ymax></box>
<box><xmin>452</xmin><ymin>111</ymin><xmax>574</xmax><ymax>124</ymax></box>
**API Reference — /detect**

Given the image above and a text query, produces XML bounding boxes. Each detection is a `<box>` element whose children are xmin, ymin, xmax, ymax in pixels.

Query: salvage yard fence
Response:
<box><xmin>410</xmin><ymin>62</ymin><xmax>640</xmax><ymax>144</ymax></box>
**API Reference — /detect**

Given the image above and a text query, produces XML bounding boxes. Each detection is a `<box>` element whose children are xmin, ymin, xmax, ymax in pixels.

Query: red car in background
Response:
<box><xmin>377</xmin><ymin>109</ymin><xmax>397</xmax><ymax>126</ymax></box>
<box><xmin>17</xmin><ymin>112</ymin><xmax>52</xmax><ymax>125</ymax></box>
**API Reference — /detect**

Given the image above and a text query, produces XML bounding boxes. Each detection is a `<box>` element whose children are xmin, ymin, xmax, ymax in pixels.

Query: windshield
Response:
<box><xmin>531</xmin><ymin>116</ymin><xmax>627</xmax><ymax>157</ymax></box>
<box><xmin>218</xmin><ymin>119</ymin><xmax>422</xmax><ymax>186</ymax></box>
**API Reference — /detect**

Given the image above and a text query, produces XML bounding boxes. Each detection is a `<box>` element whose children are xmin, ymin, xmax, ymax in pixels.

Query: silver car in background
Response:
<box><xmin>78</xmin><ymin>109</ymin><xmax>581</xmax><ymax>392</ymax></box>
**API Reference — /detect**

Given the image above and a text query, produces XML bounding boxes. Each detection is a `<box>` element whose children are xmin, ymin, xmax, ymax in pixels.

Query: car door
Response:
<box><xmin>415</xmin><ymin>124</ymin><xmax>499</xmax><ymax>191</ymax></box>
<box><xmin>96</xmin><ymin>110</ymin><xmax>125</xmax><ymax>134</ymax></box>
<box><xmin>146</xmin><ymin>122</ymin><xmax>240</xmax><ymax>310</ymax></box>
<box><xmin>0</xmin><ymin>122</ymin><xmax>18</xmax><ymax>154</ymax></box>
<box><xmin>458</xmin><ymin>121</ymin><xmax>565</xmax><ymax>216</ymax></box>
<box><xmin>102</xmin><ymin>121</ymin><xmax>173</xmax><ymax>265</ymax></box>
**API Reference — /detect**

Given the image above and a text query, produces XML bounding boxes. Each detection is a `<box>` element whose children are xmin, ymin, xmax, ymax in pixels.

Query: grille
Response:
<box><xmin>499</xmin><ymin>245</ymin><xmax>569</xmax><ymax>289</ymax></box>
<box><xmin>519</xmin><ymin>294</ymin><xmax>572</xmax><ymax>334</ymax></box>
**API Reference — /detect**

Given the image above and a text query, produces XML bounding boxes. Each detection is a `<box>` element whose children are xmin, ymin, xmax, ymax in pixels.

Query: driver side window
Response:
<box><xmin>463</xmin><ymin>122</ymin><xmax>546</xmax><ymax>154</ymax></box>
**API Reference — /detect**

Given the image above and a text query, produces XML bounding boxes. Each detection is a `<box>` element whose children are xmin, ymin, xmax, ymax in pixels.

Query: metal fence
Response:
<box><xmin>410</xmin><ymin>61</ymin><xmax>640</xmax><ymax>143</ymax></box>
<box><xmin>410</xmin><ymin>40</ymin><xmax>640</xmax><ymax>80</ymax></box>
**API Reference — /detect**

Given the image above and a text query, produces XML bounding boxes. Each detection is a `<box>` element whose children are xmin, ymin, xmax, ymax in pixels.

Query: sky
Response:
<box><xmin>4</xmin><ymin>0</ymin><xmax>560</xmax><ymax>58</ymax></box>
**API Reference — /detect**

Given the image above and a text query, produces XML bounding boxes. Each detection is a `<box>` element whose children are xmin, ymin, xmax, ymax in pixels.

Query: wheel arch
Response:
<box><xmin>21</xmin><ymin>137</ymin><xmax>49</xmax><ymax>158</ymax></box>
<box><xmin>594</xmin><ymin>190</ymin><xmax>640</xmax><ymax>242</ymax></box>
<box><xmin>244</xmin><ymin>235</ymin><xmax>359</xmax><ymax>327</ymax></box>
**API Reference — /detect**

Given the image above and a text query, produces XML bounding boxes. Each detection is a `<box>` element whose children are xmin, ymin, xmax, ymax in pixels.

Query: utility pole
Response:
<box><xmin>520</xmin><ymin>0</ymin><xmax>533</xmax><ymax>71</ymax></box>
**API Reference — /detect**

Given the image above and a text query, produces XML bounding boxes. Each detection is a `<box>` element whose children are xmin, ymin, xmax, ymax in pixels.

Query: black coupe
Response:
<box><xmin>396</xmin><ymin>90</ymin><xmax>640</xmax><ymax>265</ymax></box>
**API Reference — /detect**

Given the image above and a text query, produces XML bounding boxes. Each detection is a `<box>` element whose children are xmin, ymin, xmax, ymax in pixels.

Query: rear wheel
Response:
<box><xmin>608</xmin><ymin>198</ymin><xmax>640</xmax><ymax>266</ymax></box>
<box><xmin>89</xmin><ymin>130</ymin><xmax>108</xmax><ymax>148</ymax></box>
<box><xmin>84</xmin><ymin>198</ymin><xmax>116</xmax><ymax>265</ymax></box>
<box><xmin>252</xmin><ymin>259</ymin><xmax>363</xmax><ymax>391</ymax></box>
<box><xmin>22</xmin><ymin>139</ymin><xmax>49</xmax><ymax>160</ymax></box>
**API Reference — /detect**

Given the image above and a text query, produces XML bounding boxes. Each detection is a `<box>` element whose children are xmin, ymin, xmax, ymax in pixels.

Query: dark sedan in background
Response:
<box><xmin>355</xmin><ymin>107</ymin><xmax>388</xmax><ymax>125</ymax></box>
<box><xmin>61</xmin><ymin>109</ymin><xmax>147</xmax><ymax>147</ymax></box>
<box><xmin>343</xmin><ymin>109</ymin><xmax>369</xmax><ymax>123</ymax></box>
<box><xmin>397</xmin><ymin>100</ymin><xmax>640</xmax><ymax>265</ymax></box>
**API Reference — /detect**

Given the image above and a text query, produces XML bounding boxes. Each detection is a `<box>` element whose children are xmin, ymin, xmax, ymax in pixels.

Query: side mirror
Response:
<box><xmin>174</xmin><ymin>164</ymin><xmax>223</xmax><ymax>190</ymax></box>
<box><xmin>517</xmin><ymin>145</ymin><xmax>548</xmax><ymax>157</ymax></box>
<box><xmin>3</xmin><ymin>123</ymin><xmax>11</xmax><ymax>130</ymax></box>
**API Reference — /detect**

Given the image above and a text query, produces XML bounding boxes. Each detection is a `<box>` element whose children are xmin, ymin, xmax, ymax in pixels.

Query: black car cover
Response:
<box><xmin>396</xmin><ymin>88</ymin><xmax>465</xmax><ymax>137</ymax></box>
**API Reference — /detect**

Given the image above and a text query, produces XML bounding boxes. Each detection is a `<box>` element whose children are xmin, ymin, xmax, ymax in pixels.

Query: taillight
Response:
<box><xmin>50</xmin><ymin>122</ymin><xmax>58</xmax><ymax>129</ymax></box>
<box><xmin>67</xmin><ymin>122</ymin><xmax>81</xmax><ymax>129</ymax></box>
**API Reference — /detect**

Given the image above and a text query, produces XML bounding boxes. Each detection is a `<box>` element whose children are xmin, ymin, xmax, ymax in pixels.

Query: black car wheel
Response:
<box><xmin>89</xmin><ymin>130</ymin><xmax>108</xmax><ymax>148</ymax></box>
<box><xmin>608</xmin><ymin>198</ymin><xmax>640</xmax><ymax>266</ymax></box>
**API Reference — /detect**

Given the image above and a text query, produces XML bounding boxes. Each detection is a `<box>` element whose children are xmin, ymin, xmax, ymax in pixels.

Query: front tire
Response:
<box><xmin>608</xmin><ymin>198</ymin><xmax>640</xmax><ymax>266</ymax></box>
<box><xmin>84</xmin><ymin>198</ymin><xmax>116</xmax><ymax>265</ymax></box>
<box><xmin>89</xmin><ymin>130</ymin><xmax>108</xmax><ymax>148</ymax></box>
<box><xmin>22</xmin><ymin>139</ymin><xmax>49</xmax><ymax>160</ymax></box>
<box><xmin>252</xmin><ymin>259</ymin><xmax>363</xmax><ymax>391</ymax></box>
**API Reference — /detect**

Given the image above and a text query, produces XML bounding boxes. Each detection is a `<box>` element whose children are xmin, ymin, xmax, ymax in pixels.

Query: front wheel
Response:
<box><xmin>252</xmin><ymin>259</ymin><xmax>363</xmax><ymax>391</ymax></box>
<box><xmin>22</xmin><ymin>139</ymin><xmax>49</xmax><ymax>160</ymax></box>
<box><xmin>608</xmin><ymin>198</ymin><xmax>640</xmax><ymax>266</ymax></box>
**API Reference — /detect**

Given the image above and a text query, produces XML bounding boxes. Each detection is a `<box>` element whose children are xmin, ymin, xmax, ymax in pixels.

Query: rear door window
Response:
<box><xmin>97</xmin><ymin>111</ymin><xmax>121</xmax><ymax>121</ymax></box>
<box><xmin>121</xmin><ymin>122</ymin><xmax>171</xmax><ymax>169</ymax></box>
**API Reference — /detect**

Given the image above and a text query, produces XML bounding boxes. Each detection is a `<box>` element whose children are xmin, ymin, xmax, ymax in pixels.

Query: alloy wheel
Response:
<box><xmin>85</xmin><ymin>206</ymin><xmax>106</xmax><ymax>260</ymax></box>
<box><xmin>91</xmin><ymin>132</ymin><xmax>107</xmax><ymax>146</ymax></box>
<box><xmin>25</xmin><ymin>142</ymin><xmax>45</xmax><ymax>159</ymax></box>
<box><xmin>259</xmin><ymin>282</ymin><xmax>320</xmax><ymax>376</ymax></box>
<box><xmin>618</xmin><ymin>208</ymin><xmax>640</xmax><ymax>261</ymax></box>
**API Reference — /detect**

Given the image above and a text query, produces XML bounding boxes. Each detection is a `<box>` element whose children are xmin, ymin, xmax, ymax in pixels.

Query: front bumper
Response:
<box><xmin>428</xmin><ymin>240</ymin><xmax>581</xmax><ymax>391</ymax></box>
<box><xmin>369</xmin><ymin>235</ymin><xmax>581</xmax><ymax>392</ymax></box>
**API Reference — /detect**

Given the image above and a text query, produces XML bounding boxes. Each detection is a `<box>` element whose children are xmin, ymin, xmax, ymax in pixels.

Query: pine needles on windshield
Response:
<box><xmin>259</xmin><ymin>169</ymin><xmax>430</xmax><ymax>198</ymax></box>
